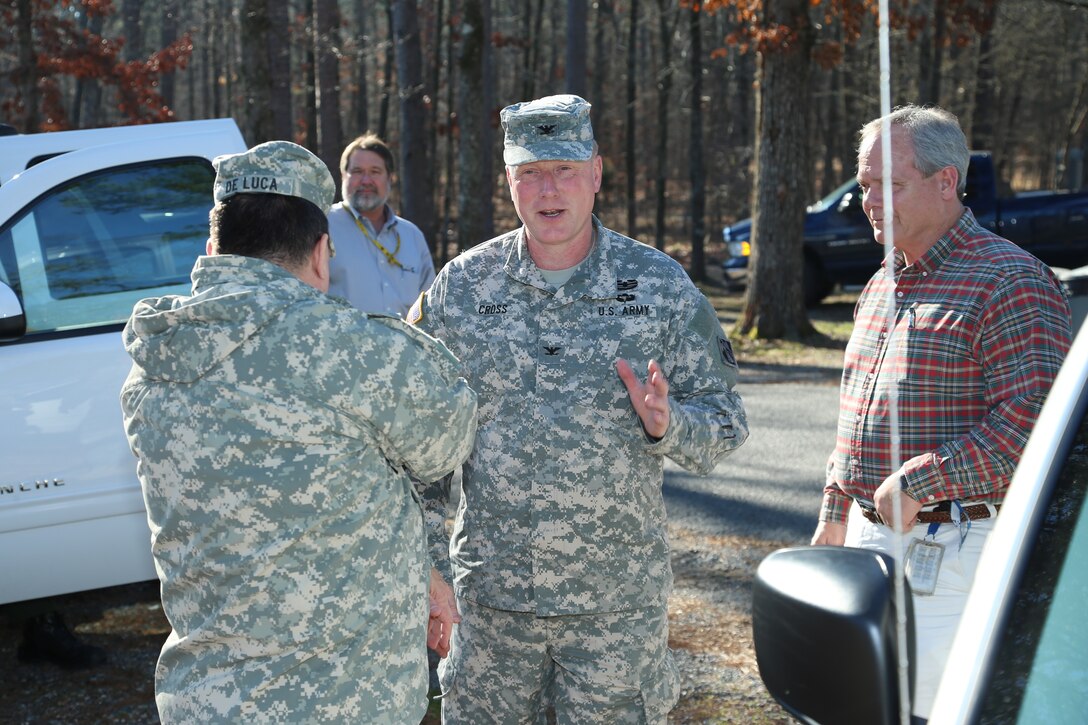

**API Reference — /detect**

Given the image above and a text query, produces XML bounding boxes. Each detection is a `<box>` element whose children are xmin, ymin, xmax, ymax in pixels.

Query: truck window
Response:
<box><xmin>976</xmin><ymin>406</ymin><xmax>1088</xmax><ymax>722</ymax></box>
<box><xmin>0</xmin><ymin>158</ymin><xmax>214</xmax><ymax>335</ymax></box>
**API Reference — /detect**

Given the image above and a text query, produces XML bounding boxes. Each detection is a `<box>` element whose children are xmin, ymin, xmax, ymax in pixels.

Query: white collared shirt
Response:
<box><xmin>327</xmin><ymin>202</ymin><xmax>436</xmax><ymax>318</ymax></box>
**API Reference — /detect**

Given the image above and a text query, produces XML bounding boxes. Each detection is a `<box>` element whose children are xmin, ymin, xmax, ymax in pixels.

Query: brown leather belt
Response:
<box><xmin>859</xmin><ymin>501</ymin><xmax>1000</xmax><ymax>526</ymax></box>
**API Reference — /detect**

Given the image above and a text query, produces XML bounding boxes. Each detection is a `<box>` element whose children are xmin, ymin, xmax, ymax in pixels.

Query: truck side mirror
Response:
<box><xmin>0</xmin><ymin>280</ymin><xmax>26</xmax><ymax>341</ymax></box>
<box><xmin>752</xmin><ymin>546</ymin><xmax>915</xmax><ymax>725</ymax></box>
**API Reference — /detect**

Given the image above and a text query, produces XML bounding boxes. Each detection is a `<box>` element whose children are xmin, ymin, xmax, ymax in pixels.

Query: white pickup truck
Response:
<box><xmin>0</xmin><ymin>119</ymin><xmax>246</xmax><ymax>605</ymax></box>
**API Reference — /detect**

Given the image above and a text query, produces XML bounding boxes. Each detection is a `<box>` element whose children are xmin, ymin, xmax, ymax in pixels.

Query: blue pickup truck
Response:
<box><xmin>722</xmin><ymin>152</ymin><xmax>1088</xmax><ymax>306</ymax></box>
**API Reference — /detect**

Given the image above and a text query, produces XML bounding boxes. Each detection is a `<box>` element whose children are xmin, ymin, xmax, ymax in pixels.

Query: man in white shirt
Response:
<box><xmin>328</xmin><ymin>134</ymin><xmax>436</xmax><ymax>317</ymax></box>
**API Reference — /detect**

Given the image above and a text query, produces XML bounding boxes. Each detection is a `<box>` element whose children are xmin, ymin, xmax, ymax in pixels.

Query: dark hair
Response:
<box><xmin>208</xmin><ymin>193</ymin><xmax>329</xmax><ymax>270</ymax></box>
<box><xmin>340</xmin><ymin>133</ymin><xmax>395</xmax><ymax>175</ymax></box>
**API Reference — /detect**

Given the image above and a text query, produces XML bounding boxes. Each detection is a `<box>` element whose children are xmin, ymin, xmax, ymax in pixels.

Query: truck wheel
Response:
<box><xmin>803</xmin><ymin>259</ymin><xmax>828</xmax><ymax>308</ymax></box>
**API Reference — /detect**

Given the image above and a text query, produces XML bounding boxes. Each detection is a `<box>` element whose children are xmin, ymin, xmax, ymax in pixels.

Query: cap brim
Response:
<box><xmin>504</xmin><ymin>142</ymin><xmax>594</xmax><ymax>166</ymax></box>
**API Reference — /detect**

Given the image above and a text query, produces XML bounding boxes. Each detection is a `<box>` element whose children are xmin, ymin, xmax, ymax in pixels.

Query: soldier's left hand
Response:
<box><xmin>615</xmin><ymin>358</ymin><xmax>670</xmax><ymax>439</ymax></box>
<box><xmin>428</xmin><ymin>568</ymin><xmax>460</xmax><ymax>658</ymax></box>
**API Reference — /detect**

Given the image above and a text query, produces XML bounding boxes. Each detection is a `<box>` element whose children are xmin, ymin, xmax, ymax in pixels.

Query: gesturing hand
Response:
<box><xmin>615</xmin><ymin>358</ymin><xmax>670</xmax><ymax>439</ymax></box>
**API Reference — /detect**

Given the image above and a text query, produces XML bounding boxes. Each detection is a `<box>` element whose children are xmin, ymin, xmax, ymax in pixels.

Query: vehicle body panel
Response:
<box><xmin>0</xmin><ymin>120</ymin><xmax>246</xmax><ymax>605</ymax></box>
<box><xmin>723</xmin><ymin>153</ymin><xmax>1088</xmax><ymax>305</ymax></box>
<box><xmin>751</xmin><ymin>322</ymin><xmax>1088</xmax><ymax>723</ymax></box>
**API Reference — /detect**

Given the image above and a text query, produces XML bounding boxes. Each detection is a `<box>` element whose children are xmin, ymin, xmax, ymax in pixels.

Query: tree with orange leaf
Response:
<box><xmin>1</xmin><ymin>0</ymin><xmax>192</xmax><ymax>132</ymax></box>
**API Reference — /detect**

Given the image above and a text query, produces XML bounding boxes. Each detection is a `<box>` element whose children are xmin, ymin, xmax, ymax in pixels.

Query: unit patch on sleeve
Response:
<box><xmin>718</xmin><ymin>336</ymin><xmax>737</xmax><ymax>367</ymax></box>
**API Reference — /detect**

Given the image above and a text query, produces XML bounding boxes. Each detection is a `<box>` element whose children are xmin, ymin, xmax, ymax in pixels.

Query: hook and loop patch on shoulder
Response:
<box><xmin>406</xmin><ymin>291</ymin><xmax>426</xmax><ymax>326</ymax></box>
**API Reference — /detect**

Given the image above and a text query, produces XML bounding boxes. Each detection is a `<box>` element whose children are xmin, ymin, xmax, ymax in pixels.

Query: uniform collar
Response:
<box><xmin>503</xmin><ymin>216</ymin><xmax>619</xmax><ymax>302</ymax></box>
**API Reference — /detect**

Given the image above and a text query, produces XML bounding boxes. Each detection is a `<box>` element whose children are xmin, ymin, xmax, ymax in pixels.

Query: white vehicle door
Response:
<box><xmin>0</xmin><ymin>129</ymin><xmax>243</xmax><ymax>604</ymax></box>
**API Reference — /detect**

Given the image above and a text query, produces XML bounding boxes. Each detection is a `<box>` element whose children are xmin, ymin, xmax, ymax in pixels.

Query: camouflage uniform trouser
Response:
<box><xmin>438</xmin><ymin>598</ymin><xmax>679</xmax><ymax>725</ymax></box>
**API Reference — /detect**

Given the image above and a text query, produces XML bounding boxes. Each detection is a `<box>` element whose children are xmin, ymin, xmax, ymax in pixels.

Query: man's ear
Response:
<box><xmin>206</xmin><ymin>239</ymin><xmax>215</xmax><ymax>255</ymax></box>
<box><xmin>312</xmin><ymin>233</ymin><xmax>331</xmax><ymax>284</ymax></box>
<box><xmin>938</xmin><ymin>166</ymin><xmax>959</xmax><ymax>199</ymax></box>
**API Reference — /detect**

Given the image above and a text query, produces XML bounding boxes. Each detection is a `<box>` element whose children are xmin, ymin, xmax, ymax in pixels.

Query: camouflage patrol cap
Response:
<box><xmin>213</xmin><ymin>140</ymin><xmax>335</xmax><ymax>211</ymax></box>
<box><xmin>500</xmin><ymin>94</ymin><xmax>595</xmax><ymax>166</ymax></box>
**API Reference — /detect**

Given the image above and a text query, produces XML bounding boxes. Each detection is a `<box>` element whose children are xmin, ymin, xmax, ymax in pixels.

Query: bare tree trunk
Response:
<box><xmin>123</xmin><ymin>0</ymin><xmax>144</xmax><ymax>62</ymax></box>
<box><xmin>379</xmin><ymin>0</ymin><xmax>395</xmax><ymax>139</ymax></box>
<box><xmin>738</xmin><ymin>0</ymin><xmax>816</xmax><ymax>339</ymax></box>
<box><xmin>203</xmin><ymin>0</ymin><xmax>215</xmax><ymax>119</ymax></box>
<box><xmin>74</xmin><ymin>8</ymin><xmax>105</xmax><ymax>128</ymax></box>
<box><xmin>224</xmin><ymin>0</ymin><xmax>237</xmax><ymax>121</ymax></box>
<box><xmin>456</xmin><ymin>0</ymin><xmax>489</xmax><ymax>251</ymax></box>
<box><xmin>72</xmin><ymin>9</ymin><xmax>88</xmax><ymax>127</ymax></box>
<box><xmin>15</xmin><ymin>0</ymin><xmax>39</xmax><ymax>132</ymax></box>
<box><xmin>393</xmin><ymin>0</ymin><xmax>438</xmax><ymax>250</ymax></box>
<box><xmin>821</xmin><ymin>63</ymin><xmax>842</xmax><ymax>193</ymax></box>
<box><xmin>653</xmin><ymin>0</ymin><xmax>677</xmax><ymax>251</ymax></box>
<box><xmin>241</xmin><ymin>0</ymin><xmax>274</xmax><ymax>143</ymax></box>
<box><xmin>566</xmin><ymin>0</ymin><xmax>587</xmax><ymax>97</ymax></box>
<box><xmin>160</xmin><ymin>0</ymin><xmax>180</xmax><ymax>111</ymax></box>
<box><xmin>522</xmin><ymin>0</ymin><xmax>544</xmax><ymax>102</ymax></box>
<box><xmin>687</xmin><ymin>3</ymin><xmax>705</xmax><ymax>281</ymax></box>
<box><xmin>442</xmin><ymin>4</ymin><xmax>457</xmax><ymax>260</ymax></box>
<box><xmin>352</xmin><ymin>0</ymin><xmax>370</xmax><ymax>135</ymax></box>
<box><xmin>970</xmin><ymin>2</ymin><xmax>998</xmax><ymax>152</ymax></box>
<box><xmin>547</xmin><ymin>2</ymin><xmax>562</xmax><ymax>91</ymax></box>
<box><xmin>268</xmin><ymin>0</ymin><xmax>293</xmax><ymax>140</ymax></box>
<box><xmin>591</xmin><ymin>1</ymin><xmax>612</xmax><ymax>114</ymax></box>
<box><xmin>482</xmin><ymin>0</ymin><xmax>495</xmax><ymax>239</ymax></box>
<box><xmin>922</xmin><ymin>0</ymin><xmax>946</xmax><ymax>105</ymax></box>
<box><xmin>303</xmin><ymin>0</ymin><xmax>319</xmax><ymax>150</ymax></box>
<box><xmin>315</xmin><ymin>0</ymin><xmax>345</xmax><ymax>174</ymax></box>
<box><xmin>428</xmin><ymin>0</ymin><xmax>443</xmax><ymax>196</ymax></box>
<box><xmin>625</xmin><ymin>0</ymin><xmax>639</xmax><ymax>237</ymax></box>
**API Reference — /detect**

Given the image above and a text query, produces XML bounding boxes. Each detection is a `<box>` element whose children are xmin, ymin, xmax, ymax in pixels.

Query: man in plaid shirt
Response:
<box><xmin>811</xmin><ymin>105</ymin><xmax>1072</xmax><ymax>720</ymax></box>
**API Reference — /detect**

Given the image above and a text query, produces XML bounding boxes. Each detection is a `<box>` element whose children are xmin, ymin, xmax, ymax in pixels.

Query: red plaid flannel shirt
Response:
<box><xmin>821</xmin><ymin>209</ymin><xmax>1072</xmax><ymax>525</ymax></box>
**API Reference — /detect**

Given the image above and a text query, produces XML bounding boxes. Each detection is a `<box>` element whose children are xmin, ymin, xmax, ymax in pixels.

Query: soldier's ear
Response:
<box><xmin>308</xmin><ymin>233</ymin><xmax>332</xmax><ymax>292</ymax></box>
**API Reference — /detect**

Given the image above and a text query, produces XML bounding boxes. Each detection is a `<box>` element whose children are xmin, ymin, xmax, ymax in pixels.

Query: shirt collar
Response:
<box><xmin>344</xmin><ymin>201</ymin><xmax>396</xmax><ymax>232</ymax></box>
<box><xmin>890</xmin><ymin>207</ymin><xmax>978</xmax><ymax>278</ymax></box>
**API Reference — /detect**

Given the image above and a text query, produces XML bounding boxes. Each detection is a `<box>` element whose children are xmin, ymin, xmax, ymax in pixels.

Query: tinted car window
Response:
<box><xmin>977</xmin><ymin>409</ymin><xmax>1088</xmax><ymax>722</ymax></box>
<box><xmin>0</xmin><ymin>158</ymin><xmax>213</xmax><ymax>334</ymax></box>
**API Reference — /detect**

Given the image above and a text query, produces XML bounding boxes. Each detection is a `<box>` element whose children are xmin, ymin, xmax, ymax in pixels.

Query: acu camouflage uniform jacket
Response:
<box><xmin>413</xmin><ymin>218</ymin><xmax>748</xmax><ymax>616</ymax></box>
<box><xmin>121</xmin><ymin>255</ymin><xmax>477</xmax><ymax>724</ymax></box>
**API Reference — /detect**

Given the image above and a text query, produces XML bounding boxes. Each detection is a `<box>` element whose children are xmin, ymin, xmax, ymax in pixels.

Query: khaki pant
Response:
<box><xmin>846</xmin><ymin>501</ymin><xmax>995</xmax><ymax>719</ymax></box>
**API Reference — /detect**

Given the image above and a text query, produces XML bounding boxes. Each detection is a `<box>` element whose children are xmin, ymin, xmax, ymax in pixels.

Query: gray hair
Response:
<box><xmin>858</xmin><ymin>105</ymin><xmax>970</xmax><ymax>195</ymax></box>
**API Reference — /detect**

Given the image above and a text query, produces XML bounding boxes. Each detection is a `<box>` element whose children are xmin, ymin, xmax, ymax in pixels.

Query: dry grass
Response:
<box><xmin>666</xmin><ymin>528</ymin><xmax>796</xmax><ymax>724</ymax></box>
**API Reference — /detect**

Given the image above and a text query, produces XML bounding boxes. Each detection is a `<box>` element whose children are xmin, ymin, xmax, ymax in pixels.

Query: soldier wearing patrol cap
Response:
<box><xmin>121</xmin><ymin>140</ymin><xmax>478</xmax><ymax>724</ymax></box>
<box><xmin>409</xmin><ymin>95</ymin><xmax>749</xmax><ymax>723</ymax></box>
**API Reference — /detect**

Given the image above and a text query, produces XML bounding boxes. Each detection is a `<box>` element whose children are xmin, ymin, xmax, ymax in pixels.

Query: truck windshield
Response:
<box><xmin>808</xmin><ymin>178</ymin><xmax>861</xmax><ymax>212</ymax></box>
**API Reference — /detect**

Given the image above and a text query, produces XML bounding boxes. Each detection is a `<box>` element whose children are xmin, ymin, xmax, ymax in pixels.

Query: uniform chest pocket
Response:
<box><xmin>539</xmin><ymin>320</ymin><xmax>658</xmax><ymax>429</ymax></box>
<box><xmin>454</xmin><ymin>328</ymin><xmax>533</xmax><ymax>401</ymax></box>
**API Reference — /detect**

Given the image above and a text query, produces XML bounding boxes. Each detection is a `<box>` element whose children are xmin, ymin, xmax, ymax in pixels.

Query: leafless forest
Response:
<box><xmin>2</xmin><ymin>0</ymin><xmax>1086</xmax><ymax>333</ymax></box>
